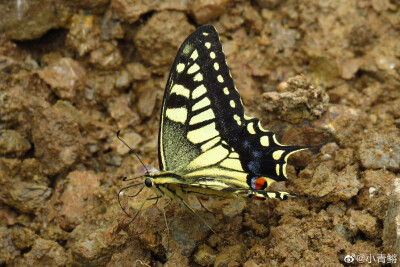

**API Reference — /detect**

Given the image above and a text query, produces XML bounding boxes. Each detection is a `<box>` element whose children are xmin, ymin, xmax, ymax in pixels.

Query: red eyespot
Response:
<box><xmin>254</xmin><ymin>177</ymin><xmax>267</xmax><ymax>190</ymax></box>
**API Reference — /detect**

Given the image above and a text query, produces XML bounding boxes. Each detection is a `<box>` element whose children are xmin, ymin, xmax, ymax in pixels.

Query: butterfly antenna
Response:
<box><xmin>123</xmin><ymin>176</ymin><xmax>144</xmax><ymax>182</ymax></box>
<box><xmin>117</xmin><ymin>130</ymin><xmax>149</xmax><ymax>173</ymax></box>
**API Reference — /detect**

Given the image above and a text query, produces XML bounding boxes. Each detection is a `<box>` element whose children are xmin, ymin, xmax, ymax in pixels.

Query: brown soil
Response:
<box><xmin>0</xmin><ymin>0</ymin><xmax>399</xmax><ymax>266</ymax></box>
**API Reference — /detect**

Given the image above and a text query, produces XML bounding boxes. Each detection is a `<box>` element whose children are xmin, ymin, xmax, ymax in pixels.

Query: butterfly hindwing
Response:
<box><xmin>159</xmin><ymin>25</ymin><xmax>307</xmax><ymax>192</ymax></box>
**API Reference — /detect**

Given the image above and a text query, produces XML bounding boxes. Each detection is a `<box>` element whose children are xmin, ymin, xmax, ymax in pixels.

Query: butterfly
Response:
<box><xmin>119</xmin><ymin>25</ymin><xmax>317</xmax><ymax>223</ymax></box>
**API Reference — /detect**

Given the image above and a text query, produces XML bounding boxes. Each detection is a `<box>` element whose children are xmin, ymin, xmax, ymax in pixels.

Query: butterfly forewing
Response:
<box><xmin>159</xmin><ymin>25</ymin><xmax>307</xmax><ymax>191</ymax></box>
<box><xmin>159</xmin><ymin>25</ymin><xmax>242</xmax><ymax>171</ymax></box>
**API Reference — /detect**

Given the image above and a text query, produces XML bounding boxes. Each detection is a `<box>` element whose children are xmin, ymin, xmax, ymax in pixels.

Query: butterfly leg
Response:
<box><xmin>152</xmin><ymin>197</ymin><xmax>159</xmax><ymax>206</ymax></box>
<box><xmin>162</xmin><ymin>199</ymin><xmax>173</xmax><ymax>232</ymax></box>
<box><xmin>161</xmin><ymin>199</ymin><xmax>172</xmax><ymax>251</ymax></box>
<box><xmin>161</xmin><ymin>187</ymin><xmax>218</xmax><ymax>235</ymax></box>
<box><xmin>179</xmin><ymin>195</ymin><xmax>235</xmax><ymax>243</ymax></box>
<box><xmin>128</xmin><ymin>195</ymin><xmax>163</xmax><ymax>225</ymax></box>
<box><xmin>195</xmin><ymin>195</ymin><xmax>216</xmax><ymax>218</ymax></box>
<box><xmin>179</xmin><ymin>197</ymin><xmax>216</xmax><ymax>234</ymax></box>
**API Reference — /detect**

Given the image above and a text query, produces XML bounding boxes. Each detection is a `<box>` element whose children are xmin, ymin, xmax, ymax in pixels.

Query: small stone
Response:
<box><xmin>314</xmin><ymin>104</ymin><xmax>367</xmax><ymax>148</ymax></box>
<box><xmin>112</xmin><ymin>0</ymin><xmax>188</xmax><ymax>24</ymax></box>
<box><xmin>359</xmin><ymin>129</ymin><xmax>400</xmax><ymax>171</ymax></box>
<box><xmin>107</xmin><ymin>245</ymin><xmax>151</xmax><ymax>267</ymax></box>
<box><xmin>328</xmin><ymin>84</ymin><xmax>349</xmax><ymax>103</ymax></box>
<box><xmin>126</xmin><ymin>63</ymin><xmax>151</xmax><ymax>81</ymax></box>
<box><xmin>261</xmin><ymin>9</ymin><xmax>273</xmax><ymax>20</ymax></box>
<box><xmin>243</xmin><ymin>259</ymin><xmax>261</xmax><ymax>267</ymax></box>
<box><xmin>90</xmin><ymin>42</ymin><xmax>123</xmax><ymax>70</ymax></box>
<box><xmin>0</xmin><ymin>130</ymin><xmax>31</xmax><ymax>156</ymax></box>
<box><xmin>103</xmin><ymin>152</ymin><xmax>123</xmax><ymax>166</ymax></box>
<box><xmin>68</xmin><ymin>222</ymin><xmax>128</xmax><ymax>266</ymax></box>
<box><xmin>101</xmin><ymin>9</ymin><xmax>124</xmax><ymax>40</ymax></box>
<box><xmin>0</xmin><ymin>158</ymin><xmax>51</xmax><ymax>213</ymax></box>
<box><xmin>277</xmin><ymin>81</ymin><xmax>288</xmax><ymax>92</ymax></box>
<box><xmin>10</xmin><ymin>226</ymin><xmax>38</xmax><ymax>250</ymax></box>
<box><xmin>87</xmin><ymin>71</ymin><xmax>118</xmax><ymax>100</ymax></box>
<box><xmin>40</xmin><ymin>223</ymin><xmax>69</xmax><ymax>242</ymax></box>
<box><xmin>37</xmin><ymin>58</ymin><xmax>87</xmax><ymax>100</ymax></box>
<box><xmin>222</xmin><ymin>198</ymin><xmax>246</xmax><ymax>218</ymax></box>
<box><xmin>333</xmin><ymin>224</ymin><xmax>351</xmax><ymax>241</ymax></box>
<box><xmin>358</xmin><ymin>170</ymin><xmax>395</xmax><ymax>220</ymax></box>
<box><xmin>110</xmin><ymin>95</ymin><xmax>140</xmax><ymax>129</ymax></box>
<box><xmin>334</xmin><ymin>148</ymin><xmax>355</xmax><ymax>170</ymax></box>
<box><xmin>164</xmin><ymin>252</ymin><xmax>190</xmax><ymax>267</ymax></box>
<box><xmin>115</xmin><ymin>70</ymin><xmax>132</xmax><ymax>90</ymax></box>
<box><xmin>9</xmin><ymin>182</ymin><xmax>52</xmax><ymax>213</ymax></box>
<box><xmin>349</xmin><ymin>25</ymin><xmax>373</xmax><ymax>47</ymax></box>
<box><xmin>0</xmin><ymin>226</ymin><xmax>19</xmax><ymax>264</ymax></box>
<box><xmin>56</xmin><ymin>171</ymin><xmax>100</xmax><ymax>230</ymax></box>
<box><xmin>371</xmin><ymin>0</ymin><xmax>396</xmax><ymax>12</ymax></box>
<box><xmin>309</xmin><ymin>55</ymin><xmax>341</xmax><ymax>88</ymax></box>
<box><xmin>299</xmin><ymin>163</ymin><xmax>362</xmax><ymax>201</ymax></box>
<box><xmin>189</xmin><ymin>0</ymin><xmax>231</xmax><ymax>25</ymax></box>
<box><xmin>20</xmin><ymin>158</ymin><xmax>44</xmax><ymax>181</ymax></box>
<box><xmin>66</xmin><ymin>13</ymin><xmax>101</xmax><ymax>56</ymax></box>
<box><xmin>275</xmin><ymin>200</ymin><xmax>310</xmax><ymax>217</ymax></box>
<box><xmin>16</xmin><ymin>238</ymin><xmax>68</xmax><ymax>267</ymax></box>
<box><xmin>243</xmin><ymin>5</ymin><xmax>262</xmax><ymax>32</ymax></box>
<box><xmin>214</xmin><ymin>253</ymin><xmax>231</xmax><ymax>267</ymax></box>
<box><xmin>207</xmin><ymin>234</ymin><xmax>221</xmax><ymax>248</ymax></box>
<box><xmin>320</xmin><ymin>142</ymin><xmax>340</xmax><ymax>154</ymax></box>
<box><xmin>134</xmin><ymin>11</ymin><xmax>194</xmax><ymax>74</ymax></box>
<box><xmin>347</xmin><ymin>209</ymin><xmax>379</xmax><ymax>238</ymax></box>
<box><xmin>29</xmin><ymin>100</ymin><xmax>82</xmax><ymax>175</ymax></box>
<box><xmin>194</xmin><ymin>244</ymin><xmax>217</xmax><ymax>266</ymax></box>
<box><xmin>0</xmin><ymin>1</ymin><xmax>69</xmax><ymax>40</ymax></box>
<box><xmin>261</xmin><ymin>75</ymin><xmax>329</xmax><ymax>123</ymax></box>
<box><xmin>340</xmin><ymin>58</ymin><xmax>364</xmax><ymax>80</ymax></box>
<box><xmin>112</xmin><ymin>0</ymin><xmax>148</xmax><ymax>23</ymax></box>
<box><xmin>374</xmin><ymin>53</ymin><xmax>398</xmax><ymax>73</ymax></box>
<box><xmin>168</xmin><ymin>209</ymin><xmax>215</xmax><ymax>257</ymax></box>
<box><xmin>214</xmin><ymin>244</ymin><xmax>245</xmax><ymax>267</ymax></box>
<box><xmin>137</xmin><ymin>80</ymin><xmax>159</xmax><ymax>117</ymax></box>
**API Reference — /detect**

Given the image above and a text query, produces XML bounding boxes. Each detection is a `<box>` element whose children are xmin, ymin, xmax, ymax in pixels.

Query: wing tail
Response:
<box><xmin>222</xmin><ymin>187</ymin><xmax>327</xmax><ymax>201</ymax></box>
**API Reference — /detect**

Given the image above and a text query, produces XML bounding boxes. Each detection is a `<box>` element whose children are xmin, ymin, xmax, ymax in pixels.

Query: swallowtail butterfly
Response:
<box><xmin>121</xmin><ymin>25</ymin><xmax>315</xmax><ymax>219</ymax></box>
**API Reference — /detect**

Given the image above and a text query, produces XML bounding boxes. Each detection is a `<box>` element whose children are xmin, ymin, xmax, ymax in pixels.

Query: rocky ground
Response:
<box><xmin>0</xmin><ymin>0</ymin><xmax>399</xmax><ymax>266</ymax></box>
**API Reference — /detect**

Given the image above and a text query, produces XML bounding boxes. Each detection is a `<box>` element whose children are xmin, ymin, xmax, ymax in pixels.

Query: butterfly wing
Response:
<box><xmin>159</xmin><ymin>25</ymin><xmax>307</xmax><ymax>191</ymax></box>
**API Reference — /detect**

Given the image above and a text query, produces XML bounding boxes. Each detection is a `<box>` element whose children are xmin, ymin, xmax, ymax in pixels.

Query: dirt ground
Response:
<box><xmin>1</xmin><ymin>0</ymin><xmax>400</xmax><ymax>266</ymax></box>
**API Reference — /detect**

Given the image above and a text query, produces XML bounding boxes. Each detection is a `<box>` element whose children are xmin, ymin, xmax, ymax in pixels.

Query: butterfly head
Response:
<box><xmin>144</xmin><ymin>177</ymin><xmax>153</xmax><ymax>188</ymax></box>
<box><xmin>142</xmin><ymin>170</ymin><xmax>159</xmax><ymax>188</ymax></box>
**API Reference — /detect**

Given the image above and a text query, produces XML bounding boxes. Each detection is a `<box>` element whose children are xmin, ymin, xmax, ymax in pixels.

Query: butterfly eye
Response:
<box><xmin>145</xmin><ymin>178</ymin><xmax>153</xmax><ymax>188</ymax></box>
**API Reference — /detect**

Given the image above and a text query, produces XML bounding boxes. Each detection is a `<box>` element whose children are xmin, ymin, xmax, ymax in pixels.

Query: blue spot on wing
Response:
<box><xmin>248</xmin><ymin>161</ymin><xmax>260</xmax><ymax>174</ymax></box>
<box><xmin>252</xmin><ymin>150</ymin><xmax>262</xmax><ymax>158</ymax></box>
<box><xmin>243</xmin><ymin>140</ymin><xmax>251</xmax><ymax>149</ymax></box>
